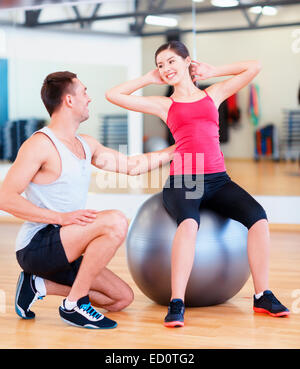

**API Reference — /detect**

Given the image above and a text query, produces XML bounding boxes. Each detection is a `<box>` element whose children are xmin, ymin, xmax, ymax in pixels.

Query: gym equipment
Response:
<box><xmin>1</xmin><ymin>119</ymin><xmax>45</xmax><ymax>161</ymax></box>
<box><xmin>126</xmin><ymin>192</ymin><xmax>250</xmax><ymax>307</ymax></box>
<box><xmin>281</xmin><ymin>109</ymin><xmax>300</xmax><ymax>162</ymax></box>
<box><xmin>254</xmin><ymin>124</ymin><xmax>279</xmax><ymax>161</ymax></box>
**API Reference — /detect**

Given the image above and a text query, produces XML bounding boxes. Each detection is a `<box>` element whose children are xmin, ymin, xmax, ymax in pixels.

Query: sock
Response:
<box><xmin>255</xmin><ymin>291</ymin><xmax>264</xmax><ymax>299</ymax></box>
<box><xmin>64</xmin><ymin>298</ymin><xmax>77</xmax><ymax>311</ymax></box>
<box><xmin>34</xmin><ymin>276</ymin><xmax>46</xmax><ymax>296</ymax></box>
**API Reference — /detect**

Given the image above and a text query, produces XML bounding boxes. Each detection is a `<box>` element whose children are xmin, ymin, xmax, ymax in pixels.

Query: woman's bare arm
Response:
<box><xmin>191</xmin><ymin>60</ymin><xmax>262</xmax><ymax>108</ymax></box>
<box><xmin>105</xmin><ymin>70</ymin><xmax>170</xmax><ymax>121</ymax></box>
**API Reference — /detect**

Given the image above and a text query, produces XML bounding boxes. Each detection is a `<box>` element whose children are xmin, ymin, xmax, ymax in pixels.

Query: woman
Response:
<box><xmin>106</xmin><ymin>41</ymin><xmax>289</xmax><ymax>327</ymax></box>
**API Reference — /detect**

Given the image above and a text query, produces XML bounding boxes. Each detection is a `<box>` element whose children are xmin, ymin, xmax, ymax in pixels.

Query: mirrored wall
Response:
<box><xmin>0</xmin><ymin>0</ymin><xmax>299</xmax><ymax>196</ymax></box>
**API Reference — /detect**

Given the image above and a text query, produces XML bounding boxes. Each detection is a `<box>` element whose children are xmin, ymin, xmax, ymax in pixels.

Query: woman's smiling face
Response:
<box><xmin>156</xmin><ymin>49</ymin><xmax>191</xmax><ymax>85</ymax></box>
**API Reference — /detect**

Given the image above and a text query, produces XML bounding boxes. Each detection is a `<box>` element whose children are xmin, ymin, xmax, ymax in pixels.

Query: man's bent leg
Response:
<box><xmin>59</xmin><ymin>209</ymin><xmax>128</xmax><ymax>301</ymax></box>
<box><xmin>59</xmin><ymin>209</ymin><xmax>128</xmax><ymax>263</ymax></box>
<box><xmin>89</xmin><ymin>267</ymin><xmax>134</xmax><ymax>311</ymax></box>
<box><xmin>44</xmin><ymin>266</ymin><xmax>133</xmax><ymax>311</ymax></box>
<box><xmin>16</xmin><ymin>209</ymin><xmax>132</xmax><ymax>324</ymax></box>
<box><xmin>57</xmin><ymin>209</ymin><xmax>131</xmax><ymax>328</ymax></box>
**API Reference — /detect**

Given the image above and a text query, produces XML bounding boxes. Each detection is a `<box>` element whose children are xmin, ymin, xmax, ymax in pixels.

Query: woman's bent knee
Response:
<box><xmin>246</xmin><ymin>204</ymin><xmax>268</xmax><ymax>230</ymax></box>
<box><xmin>248</xmin><ymin>217</ymin><xmax>268</xmax><ymax>232</ymax></box>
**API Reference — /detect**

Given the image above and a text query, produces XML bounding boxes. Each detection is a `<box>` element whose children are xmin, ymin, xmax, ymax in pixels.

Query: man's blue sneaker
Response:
<box><xmin>59</xmin><ymin>295</ymin><xmax>118</xmax><ymax>329</ymax></box>
<box><xmin>253</xmin><ymin>290</ymin><xmax>290</xmax><ymax>317</ymax></box>
<box><xmin>15</xmin><ymin>271</ymin><xmax>44</xmax><ymax>319</ymax></box>
<box><xmin>164</xmin><ymin>298</ymin><xmax>185</xmax><ymax>327</ymax></box>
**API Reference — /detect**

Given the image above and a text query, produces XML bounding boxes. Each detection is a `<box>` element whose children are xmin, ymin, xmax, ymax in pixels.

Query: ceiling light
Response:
<box><xmin>211</xmin><ymin>0</ymin><xmax>239</xmax><ymax>7</ymax></box>
<box><xmin>250</xmin><ymin>6</ymin><xmax>278</xmax><ymax>16</ymax></box>
<box><xmin>249</xmin><ymin>6</ymin><xmax>262</xmax><ymax>14</ymax></box>
<box><xmin>192</xmin><ymin>0</ymin><xmax>205</xmax><ymax>3</ymax></box>
<box><xmin>145</xmin><ymin>15</ymin><xmax>178</xmax><ymax>27</ymax></box>
<box><xmin>262</xmin><ymin>6</ymin><xmax>278</xmax><ymax>16</ymax></box>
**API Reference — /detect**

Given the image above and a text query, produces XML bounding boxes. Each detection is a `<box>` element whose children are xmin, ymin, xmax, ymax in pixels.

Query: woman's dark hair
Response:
<box><xmin>155</xmin><ymin>41</ymin><xmax>190</xmax><ymax>65</ymax></box>
<box><xmin>41</xmin><ymin>71</ymin><xmax>77</xmax><ymax>117</ymax></box>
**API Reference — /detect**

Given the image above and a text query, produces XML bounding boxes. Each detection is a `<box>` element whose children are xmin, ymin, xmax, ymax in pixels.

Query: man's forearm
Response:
<box><xmin>0</xmin><ymin>193</ymin><xmax>60</xmax><ymax>224</ymax></box>
<box><xmin>128</xmin><ymin>145</ymin><xmax>175</xmax><ymax>175</ymax></box>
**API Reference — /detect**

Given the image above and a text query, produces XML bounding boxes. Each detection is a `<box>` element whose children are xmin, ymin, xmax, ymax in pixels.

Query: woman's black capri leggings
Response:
<box><xmin>163</xmin><ymin>172</ymin><xmax>267</xmax><ymax>230</ymax></box>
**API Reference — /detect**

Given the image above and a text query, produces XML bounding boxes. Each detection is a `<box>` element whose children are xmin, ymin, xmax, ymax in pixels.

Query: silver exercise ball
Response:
<box><xmin>126</xmin><ymin>192</ymin><xmax>250</xmax><ymax>307</ymax></box>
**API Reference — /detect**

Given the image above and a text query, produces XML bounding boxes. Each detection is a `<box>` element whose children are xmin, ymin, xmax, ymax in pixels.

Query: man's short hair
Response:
<box><xmin>41</xmin><ymin>71</ymin><xmax>77</xmax><ymax>117</ymax></box>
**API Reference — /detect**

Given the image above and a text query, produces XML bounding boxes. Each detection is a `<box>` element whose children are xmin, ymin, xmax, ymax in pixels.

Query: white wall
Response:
<box><xmin>142</xmin><ymin>9</ymin><xmax>300</xmax><ymax>158</ymax></box>
<box><xmin>1</xmin><ymin>25</ymin><xmax>143</xmax><ymax>154</ymax></box>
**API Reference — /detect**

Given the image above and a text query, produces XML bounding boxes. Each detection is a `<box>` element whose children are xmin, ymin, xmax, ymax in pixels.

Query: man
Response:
<box><xmin>0</xmin><ymin>71</ymin><xmax>175</xmax><ymax>329</ymax></box>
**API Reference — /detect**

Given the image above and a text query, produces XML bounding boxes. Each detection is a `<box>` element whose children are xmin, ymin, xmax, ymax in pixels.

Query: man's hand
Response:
<box><xmin>59</xmin><ymin>209</ymin><xmax>98</xmax><ymax>226</ymax></box>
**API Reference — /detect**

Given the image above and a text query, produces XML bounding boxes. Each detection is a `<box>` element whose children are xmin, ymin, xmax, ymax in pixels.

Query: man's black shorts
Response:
<box><xmin>16</xmin><ymin>224</ymin><xmax>82</xmax><ymax>286</ymax></box>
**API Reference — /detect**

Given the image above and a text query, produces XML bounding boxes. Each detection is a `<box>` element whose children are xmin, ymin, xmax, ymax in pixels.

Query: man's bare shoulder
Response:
<box><xmin>19</xmin><ymin>132</ymin><xmax>55</xmax><ymax>160</ymax></box>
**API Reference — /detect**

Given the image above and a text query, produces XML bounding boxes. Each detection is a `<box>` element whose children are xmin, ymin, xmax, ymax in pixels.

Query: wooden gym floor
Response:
<box><xmin>0</xmin><ymin>159</ymin><xmax>299</xmax><ymax>349</ymax></box>
<box><xmin>0</xmin><ymin>224</ymin><xmax>299</xmax><ymax>349</ymax></box>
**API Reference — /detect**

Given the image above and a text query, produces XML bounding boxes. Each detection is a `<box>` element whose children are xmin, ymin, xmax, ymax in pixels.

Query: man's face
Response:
<box><xmin>71</xmin><ymin>78</ymin><xmax>92</xmax><ymax>123</ymax></box>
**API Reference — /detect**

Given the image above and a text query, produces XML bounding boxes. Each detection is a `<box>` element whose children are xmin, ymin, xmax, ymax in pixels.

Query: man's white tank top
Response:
<box><xmin>15</xmin><ymin>127</ymin><xmax>92</xmax><ymax>251</ymax></box>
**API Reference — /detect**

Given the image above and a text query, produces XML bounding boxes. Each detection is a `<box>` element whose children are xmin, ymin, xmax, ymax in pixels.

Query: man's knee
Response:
<box><xmin>103</xmin><ymin>210</ymin><xmax>128</xmax><ymax>244</ymax></box>
<box><xmin>110</xmin><ymin>286</ymin><xmax>134</xmax><ymax>312</ymax></box>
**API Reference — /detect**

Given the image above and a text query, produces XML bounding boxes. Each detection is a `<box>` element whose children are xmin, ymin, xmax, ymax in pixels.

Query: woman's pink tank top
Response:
<box><xmin>166</xmin><ymin>89</ymin><xmax>226</xmax><ymax>175</ymax></box>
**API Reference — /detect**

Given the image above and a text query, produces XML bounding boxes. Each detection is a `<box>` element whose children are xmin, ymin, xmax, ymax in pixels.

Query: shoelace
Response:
<box><xmin>80</xmin><ymin>302</ymin><xmax>102</xmax><ymax>319</ymax></box>
<box><xmin>266</xmin><ymin>293</ymin><xmax>281</xmax><ymax>305</ymax></box>
<box><xmin>169</xmin><ymin>301</ymin><xmax>184</xmax><ymax>315</ymax></box>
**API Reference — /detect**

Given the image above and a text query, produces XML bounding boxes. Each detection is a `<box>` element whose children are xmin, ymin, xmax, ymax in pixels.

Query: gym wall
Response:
<box><xmin>1</xmin><ymin>26</ymin><xmax>143</xmax><ymax>154</ymax></box>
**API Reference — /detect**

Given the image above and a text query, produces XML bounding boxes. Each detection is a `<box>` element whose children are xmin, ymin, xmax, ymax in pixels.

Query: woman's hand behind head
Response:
<box><xmin>145</xmin><ymin>69</ymin><xmax>167</xmax><ymax>85</ymax></box>
<box><xmin>190</xmin><ymin>61</ymin><xmax>216</xmax><ymax>82</ymax></box>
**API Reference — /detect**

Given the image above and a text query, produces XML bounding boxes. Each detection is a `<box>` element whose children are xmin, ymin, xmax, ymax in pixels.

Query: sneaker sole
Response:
<box><xmin>60</xmin><ymin>315</ymin><xmax>118</xmax><ymax>329</ymax></box>
<box><xmin>253</xmin><ymin>307</ymin><xmax>290</xmax><ymax>317</ymax></box>
<box><xmin>15</xmin><ymin>272</ymin><xmax>35</xmax><ymax>320</ymax></box>
<box><xmin>164</xmin><ymin>321</ymin><xmax>184</xmax><ymax>328</ymax></box>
